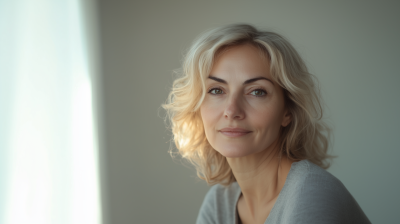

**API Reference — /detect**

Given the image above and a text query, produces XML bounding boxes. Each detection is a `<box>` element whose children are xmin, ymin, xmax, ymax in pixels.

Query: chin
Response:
<box><xmin>214</xmin><ymin>143</ymin><xmax>256</xmax><ymax>158</ymax></box>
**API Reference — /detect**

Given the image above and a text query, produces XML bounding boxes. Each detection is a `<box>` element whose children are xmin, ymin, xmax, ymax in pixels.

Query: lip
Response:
<box><xmin>219</xmin><ymin>127</ymin><xmax>252</xmax><ymax>137</ymax></box>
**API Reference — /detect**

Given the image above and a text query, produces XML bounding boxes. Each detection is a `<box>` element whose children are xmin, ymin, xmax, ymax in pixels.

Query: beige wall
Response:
<box><xmin>97</xmin><ymin>0</ymin><xmax>400</xmax><ymax>223</ymax></box>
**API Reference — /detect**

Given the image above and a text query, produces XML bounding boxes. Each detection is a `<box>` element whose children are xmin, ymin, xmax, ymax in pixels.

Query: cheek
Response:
<box><xmin>200</xmin><ymin>102</ymin><xmax>224</xmax><ymax>146</ymax></box>
<box><xmin>200</xmin><ymin>104</ymin><xmax>217</xmax><ymax>133</ymax></box>
<box><xmin>200</xmin><ymin>98</ymin><xmax>223</xmax><ymax>124</ymax></box>
<box><xmin>250</xmin><ymin>106</ymin><xmax>284</xmax><ymax>138</ymax></box>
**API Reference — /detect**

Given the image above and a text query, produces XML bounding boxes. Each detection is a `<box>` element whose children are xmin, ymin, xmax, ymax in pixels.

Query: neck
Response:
<box><xmin>226</xmin><ymin>143</ymin><xmax>293</xmax><ymax>209</ymax></box>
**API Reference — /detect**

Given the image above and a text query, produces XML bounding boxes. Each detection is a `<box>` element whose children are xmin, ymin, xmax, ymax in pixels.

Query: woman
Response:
<box><xmin>163</xmin><ymin>24</ymin><xmax>370</xmax><ymax>224</ymax></box>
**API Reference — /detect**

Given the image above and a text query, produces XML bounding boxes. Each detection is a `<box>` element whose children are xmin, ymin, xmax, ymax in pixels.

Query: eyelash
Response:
<box><xmin>207</xmin><ymin>87</ymin><xmax>267</xmax><ymax>97</ymax></box>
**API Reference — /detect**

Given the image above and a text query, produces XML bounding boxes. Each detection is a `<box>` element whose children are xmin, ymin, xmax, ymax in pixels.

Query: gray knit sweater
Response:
<box><xmin>196</xmin><ymin>160</ymin><xmax>371</xmax><ymax>224</ymax></box>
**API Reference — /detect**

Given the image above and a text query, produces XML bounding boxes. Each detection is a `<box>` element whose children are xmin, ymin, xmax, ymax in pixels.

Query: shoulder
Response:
<box><xmin>294</xmin><ymin>160</ymin><xmax>355</xmax><ymax>202</ymax></box>
<box><xmin>196</xmin><ymin>183</ymin><xmax>240</xmax><ymax>224</ymax></box>
<box><xmin>291</xmin><ymin>160</ymin><xmax>348</xmax><ymax>194</ymax></box>
<box><xmin>283</xmin><ymin>160</ymin><xmax>370</xmax><ymax>224</ymax></box>
<box><xmin>204</xmin><ymin>182</ymin><xmax>240</xmax><ymax>203</ymax></box>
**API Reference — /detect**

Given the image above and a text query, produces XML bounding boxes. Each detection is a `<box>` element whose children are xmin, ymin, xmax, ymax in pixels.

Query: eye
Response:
<box><xmin>208</xmin><ymin>88</ymin><xmax>224</xmax><ymax>95</ymax></box>
<box><xmin>250</xmin><ymin>89</ymin><xmax>267</xmax><ymax>97</ymax></box>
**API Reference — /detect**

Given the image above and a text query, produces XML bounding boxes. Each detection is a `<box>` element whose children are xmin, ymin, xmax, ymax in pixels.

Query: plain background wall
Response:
<box><xmin>97</xmin><ymin>0</ymin><xmax>400</xmax><ymax>223</ymax></box>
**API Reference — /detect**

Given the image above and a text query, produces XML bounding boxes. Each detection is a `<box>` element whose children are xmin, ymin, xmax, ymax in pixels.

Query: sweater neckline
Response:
<box><xmin>233</xmin><ymin>159</ymin><xmax>308</xmax><ymax>224</ymax></box>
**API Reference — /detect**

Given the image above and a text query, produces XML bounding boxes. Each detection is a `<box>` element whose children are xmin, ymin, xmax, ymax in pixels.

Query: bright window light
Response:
<box><xmin>0</xmin><ymin>0</ymin><xmax>102</xmax><ymax>224</ymax></box>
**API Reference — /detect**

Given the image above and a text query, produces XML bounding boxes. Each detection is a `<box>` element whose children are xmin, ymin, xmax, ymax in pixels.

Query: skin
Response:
<box><xmin>200</xmin><ymin>44</ymin><xmax>293</xmax><ymax>224</ymax></box>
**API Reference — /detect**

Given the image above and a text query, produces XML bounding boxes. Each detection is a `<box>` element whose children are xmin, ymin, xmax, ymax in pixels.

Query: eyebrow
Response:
<box><xmin>208</xmin><ymin>76</ymin><xmax>274</xmax><ymax>85</ymax></box>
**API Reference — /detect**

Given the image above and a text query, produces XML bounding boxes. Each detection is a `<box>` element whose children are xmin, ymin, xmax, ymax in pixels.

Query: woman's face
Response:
<box><xmin>200</xmin><ymin>44</ymin><xmax>291</xmax><ymax>158</ymax></box>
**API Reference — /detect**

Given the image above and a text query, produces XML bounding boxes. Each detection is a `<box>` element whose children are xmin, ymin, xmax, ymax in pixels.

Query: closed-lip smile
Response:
<box><xmin>219</xmin><ymin>127</ymin><xmax>252</xmax><ymax>137</ymax></box>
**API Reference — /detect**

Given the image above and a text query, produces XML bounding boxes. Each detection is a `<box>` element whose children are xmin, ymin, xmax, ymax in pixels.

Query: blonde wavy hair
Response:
<box><xmin>162</xmin><ymin>24</ymin><xmax>333</xmax><ymax>186</ymax></box>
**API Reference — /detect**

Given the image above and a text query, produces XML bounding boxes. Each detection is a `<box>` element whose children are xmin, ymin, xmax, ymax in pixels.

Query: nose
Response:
<box><xmin>224</xmin><ymin>95</ymin><xmax>245</xmax><ymax>120</ymax></box>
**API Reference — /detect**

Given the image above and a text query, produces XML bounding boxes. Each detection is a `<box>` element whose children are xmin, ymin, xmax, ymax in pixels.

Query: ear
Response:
<box><xmin>281</xmin><ymin>109</ymin><xmax>292</xmax><ymax>127</ymax></box>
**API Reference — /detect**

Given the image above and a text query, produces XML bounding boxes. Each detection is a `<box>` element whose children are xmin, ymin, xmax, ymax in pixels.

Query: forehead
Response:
<box><xmin>210</xmin><ymin>44</ymin><xmax>271</xmax><ymax>81</ymax></box>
